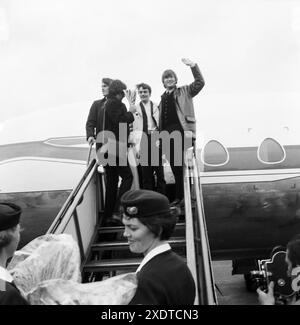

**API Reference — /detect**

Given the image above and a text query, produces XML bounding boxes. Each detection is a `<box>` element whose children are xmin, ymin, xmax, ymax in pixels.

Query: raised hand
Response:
<box><xmin>181</xmin><ymin>58</ymin><xmax>196</xmax><ymax>67</ymax></box>
<box><xmin>131</xmin><ymin>89</ymin><xmax>136</xmax><ymax>104</ymax></box>
<box><xmin>129</xmin><ymin>105</ymin><xmax>137</xmax><ymax>115</ymax></box>
<box><xmin>124</xmin><ymin>89</ymin><xmax>137</xmax><ymax>106</ymax></box>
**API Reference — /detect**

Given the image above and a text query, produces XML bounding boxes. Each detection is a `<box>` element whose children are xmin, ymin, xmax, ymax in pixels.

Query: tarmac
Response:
<box><xmin>212</xmin><ymin>260</ymin><xmax>258</xmax><ymax>305</ymax></box>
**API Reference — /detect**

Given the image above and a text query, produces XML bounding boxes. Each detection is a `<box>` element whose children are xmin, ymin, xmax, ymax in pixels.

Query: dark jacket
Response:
<box><xmin>129</xmin><ymin>250</ymin><xmax>195</xmax><ymax>305</ymax></box>
<box><xmin>159</xmin><ymin>64</ymin><xmax>205</xmax><ymax>138</ymax></box>
<box><xmin>104</xmin><ymin>97</ymin><xmax>134</xmax><ymax>144</ymax></box>
<box><xmin>0</xmin><ymin>280</ymin><xmax>29</xmax><ymax>305</ymax></box>
<box><xmin>85</xmin><ymin>98</ymin><xmax>106</xmax><ymax>142</ymax></box>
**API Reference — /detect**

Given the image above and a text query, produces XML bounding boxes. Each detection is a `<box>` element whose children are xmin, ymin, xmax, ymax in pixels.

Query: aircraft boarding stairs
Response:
<box><xmin>47</xmin><ymin>148</ymin><xmax>218</xmax><ymax>305</ymax></box>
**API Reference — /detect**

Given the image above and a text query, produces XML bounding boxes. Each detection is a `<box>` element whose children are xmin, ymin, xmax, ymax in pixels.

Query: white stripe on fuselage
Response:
<box><xmin>199</xmin><ymin>168</ymin><xmax>300</xmax><ymax>184</ymax></box>
<box><xmin>44</xmin><ymin>137</ymin><xmax>88</xmax><ymax>148</ymax></box>
<box><xmin>0</xmin><ymin>156</ymin><xmax>86</xmax><ymax>166</ymax></box>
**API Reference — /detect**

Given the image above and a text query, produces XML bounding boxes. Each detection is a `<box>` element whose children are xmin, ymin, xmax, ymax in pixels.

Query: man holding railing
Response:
<box><xmin>86</xmin><ymin>77</ymin><xmax>113</xmax><ymax>150</ymax></box>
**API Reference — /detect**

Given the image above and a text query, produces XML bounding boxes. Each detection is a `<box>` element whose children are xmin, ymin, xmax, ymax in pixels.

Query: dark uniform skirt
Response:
<box><xmin>0</xmin><ymin>279</ymin><xmax>29</xmax><ymax>305</ymax></box>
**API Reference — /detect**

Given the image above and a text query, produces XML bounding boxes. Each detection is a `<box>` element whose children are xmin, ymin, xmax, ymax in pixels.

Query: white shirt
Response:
<box><xmin>143</xmin><ymin>101</ymin><xmax>156</xmax><ymax>131</ymax></box>
<box><xmin>0</xmin><ymin>266</ymin><xmax>13</xmax><ymax>283</ymax></box>
<box><xmin>129</xmin><ymin>101</ymin><xmax>159</xmax><ymax>153</ymax></box>
<box><xmin>136</xmin><ymin>243</ymin><xmax>171</xmax><ymax>273</ymax></box>
<box><xmin>166</xmin><ymin>89</ymin><xmax>175</xmax><ymax>95</ymax></box>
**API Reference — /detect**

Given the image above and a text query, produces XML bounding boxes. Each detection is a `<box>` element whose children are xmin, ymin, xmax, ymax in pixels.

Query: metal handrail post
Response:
<box><xmin>86</xmin><ymin>143</ymin><xmax>93</xmax><ymax>167</ymax></box>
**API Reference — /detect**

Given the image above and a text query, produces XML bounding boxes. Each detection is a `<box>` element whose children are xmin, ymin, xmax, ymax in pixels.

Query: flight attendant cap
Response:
<box><xmin>121</xmin><ymin>190</ymin><xmax>171</xmax><ymax>218</ymax></box>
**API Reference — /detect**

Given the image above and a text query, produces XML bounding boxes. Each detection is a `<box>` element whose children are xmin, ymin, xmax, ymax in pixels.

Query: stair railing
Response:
<box><xmin>184</xmin><ymin>148</ymin><xmax>218</xmax><ymax>305</ymax></box>
<box><xmin>86</xmin><ymin>142</ymin><xmax>93</xmax><ymax>167</ymax></box>
<box><xmin>47</xmin><ymin>158</ymin><xmax>102</xmax><ymax>264</ymax></box>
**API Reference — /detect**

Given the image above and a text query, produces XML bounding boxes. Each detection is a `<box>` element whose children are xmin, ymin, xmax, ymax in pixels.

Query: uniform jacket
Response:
<box><xmin>0</xmin><ymin>279</ymin><xmax>28</xmax><ymax>305</ymax></box>
<box><xmin>129</xmin><ymin>250</ymin><xmax>195</xmax><ymax>305</ymax></box>
<box><xmin>159</xmin><ymin>64</ymin><xmax>205</xmax><ymax>139</ymax></box>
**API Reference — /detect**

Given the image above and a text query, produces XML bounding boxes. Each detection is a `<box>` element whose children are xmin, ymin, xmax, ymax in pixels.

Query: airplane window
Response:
<box><xmin>258</xmin><ymin>138</ymin><xmax>286</xmax><ymax>164</ymax></box>
<box><xmin>201</xmin><ymin>140</ymin><xmax>229</xmax><ymax>166</ymax></box>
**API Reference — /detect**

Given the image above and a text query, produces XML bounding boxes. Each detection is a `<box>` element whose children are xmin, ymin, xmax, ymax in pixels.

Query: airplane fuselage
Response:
<box><xmin>198</xmin><ymin>143</ymin><xmax>300</xmax><ymax>259</ymax></box>
<box><xmin>1</xmin><ymin>137</ymin><xmax>300</xmax><ymax>259</ymax></box>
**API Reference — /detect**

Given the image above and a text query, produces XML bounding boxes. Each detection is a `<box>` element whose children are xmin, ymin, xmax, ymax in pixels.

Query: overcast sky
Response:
<box><xmin>0</xmin><ymin>0</ymin><xmax>300</xmax><ymax>138</ymax></box>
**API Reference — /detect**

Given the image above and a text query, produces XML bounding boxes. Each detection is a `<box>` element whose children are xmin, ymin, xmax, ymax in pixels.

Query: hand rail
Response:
<box><xmin>192</xmin><ymin>154</ymin><xmax>218</xmax><ymax>305</ymax></box>
<box><xmin>184</xmin><ymin>160</ymin><xmax>199</xmax><ymax>305</ymax></box>
<box><xmin>47</xmin><ymin>158</ymin><xmax>97</xmax><ymax>234</ymax></box>
<box><xmin>86</xmin><ymin>142</ymin><xmax>93</xmax><ymax>167</ymax></box>
<box><xmin>184</xmin><ymin>149</ymin><xmax>218</xmax><ymax>305</ymax></box>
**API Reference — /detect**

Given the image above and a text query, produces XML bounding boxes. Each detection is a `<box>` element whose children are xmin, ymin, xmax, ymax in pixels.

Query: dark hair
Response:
<box><xmin>287</xmin><ymin>234</ymin><xmax>300</xmax><ymax>267</ymax></box>
<box><xmin>161</xmin><ymin>69</ymin><xmax>178</xmax><ymax>84</ymax></box>
<box><xmin>136</xmin><ymin>83</ymin><xmax>152</xmax><ymax>95</ymax></box>
<box><xmin>138</xmin><ymin>207</ymin><xmax>179</xmax><ymax>240</ymax></box>
<box><xmin>0</xmin><ymin>226</ymin><xmax>18</xmax><ymax>249</ymax></box>
<box><xmin>108</xmin><ymin>79</ymin><xmax>127</xmax><ymax>97</ymax></box>
<box><xmin>102</xmin><ymin>78</ymin><xmax>113</xmax><ymax>86</ymax></box>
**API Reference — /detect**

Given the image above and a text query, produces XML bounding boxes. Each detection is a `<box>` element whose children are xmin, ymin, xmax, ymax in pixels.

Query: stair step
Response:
<box><xmin>98</xmin><ymin>222</ymin><xmax>186</xmax><ymax>234</ymax></box>
<box><xmin>91</xmin><ymin>237</ymin><xmax>186</xmax><ymax>251</ymax></box>
<box><xmin>83</xmin><ymin>258</ymin><xmax>142</xmax><ymax>272</ymax></box>
<box><xmin>83</xmin><ymin>254</ymin><xmax>189</xmax><ymax>273</ymax></box>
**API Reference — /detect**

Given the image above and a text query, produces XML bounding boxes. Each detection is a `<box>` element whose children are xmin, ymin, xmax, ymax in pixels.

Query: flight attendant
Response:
<box><xmin>121</xmin><ymin>189</ymin><xmax>195</xmax><ymax>305</ymax></box>
<box><xmin>0</xmin><ymin>203</ymin><xmax>28</xmax><ymax>305</ymax></box>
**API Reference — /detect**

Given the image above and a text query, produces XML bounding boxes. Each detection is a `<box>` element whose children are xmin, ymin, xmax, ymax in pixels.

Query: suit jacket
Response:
<box><xmin>159</xmin><ymin>64</ymin><xmax>205</xmax><ymax>139</ymax></box>
<box><xmin>85</xmin><ymin>98</ymin><xmax>107</xmax><ymax>150</ymax></box>
<box><xmin>0</xmin><ymin>280</ymin><xmax>28</xmax><ymax>305</ymax></box>
<box><xmin>129</xmin><ymin>250</ymin><xmax>195</xmax><ymax>305</ymax></box>
<box><xmin>104</xmin><ymin>97</ymin><xmax>134</xmax><ymax>143</ymax></box>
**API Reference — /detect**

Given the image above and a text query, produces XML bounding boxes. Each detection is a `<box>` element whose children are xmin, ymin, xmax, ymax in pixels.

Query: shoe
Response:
<box><xmin>179</xmin><ymin>199</ymin><xmax>185</xmax><ymax>209</ymax></box>
<box><xmin>170</xmin><ymin>199</ymin><xmax>185</xmax><ymax>208</ymax></box>
<box><xmin>103</xmin><ymin>218</ymin><xmax>123</xmax><ymax>227</ymax></box>
<box><xmin>103</xmin><ymin>213</ymin><xmax>123</xmax><ymax>227</ymax></box>
<box><xmin>170</xmin><ymin>199</ymin><xmax>181</xmax><ymax>207</ymax></box>
<box><xmin>111</xmin><ymin>212</ymin><xmax>123</xmax><ymax>223</ymax></box>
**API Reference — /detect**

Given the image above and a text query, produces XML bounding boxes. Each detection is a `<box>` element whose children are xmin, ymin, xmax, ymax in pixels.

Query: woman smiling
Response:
<box><xmin>121</xmin><ymin>189</ymin><xmax>195</xmax><ymax>305</ymax></box>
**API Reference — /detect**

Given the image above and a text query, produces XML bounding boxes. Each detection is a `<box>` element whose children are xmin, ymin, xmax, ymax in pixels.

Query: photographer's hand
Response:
<box><xmin>257</xmin><ymin>281</ymin><xmax>275</xmax><ymax>305</ymax></box>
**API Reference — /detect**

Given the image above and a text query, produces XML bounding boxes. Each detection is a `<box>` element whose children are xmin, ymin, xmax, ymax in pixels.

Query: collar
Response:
<box><xmin>140</xmin><ymin>100</ymin><xmax>151</xmax><ymax>106</ymax></box>
<box><xmin>140</xmin><ymin>101</ymin><xmax>151</xmax><ymax>111</ymax></box>
<box><xmin>136</xmin><ymin>243</ymin><xmax>171</xmax><ymax>273</ymax></box>
<box><xmin>165</xmin><ymin>88</ymin><xmax>175</xmax><ymax>95</ymax></box>
<box><xmin>0</xmin><ymin>266</ymin><xmax>13</xmax><ymax>283</ymax></box>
